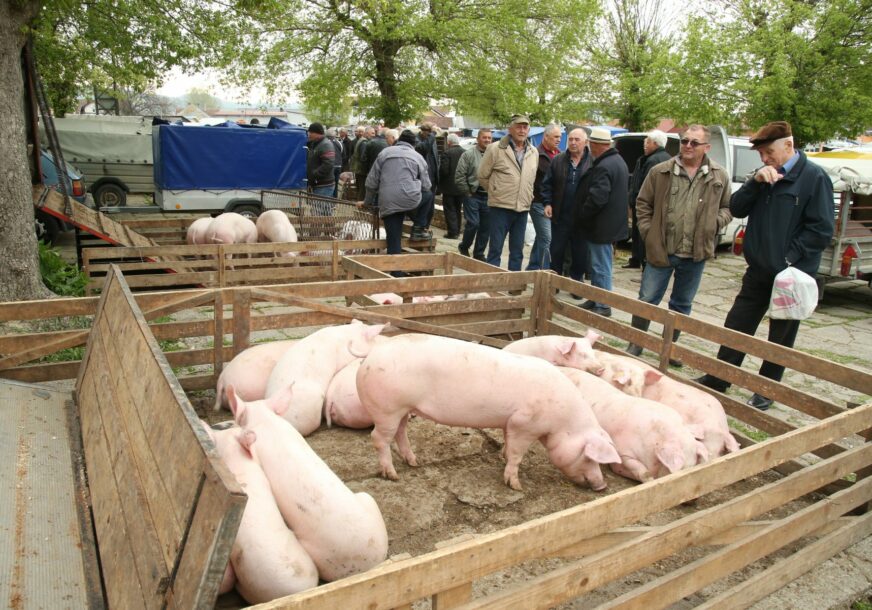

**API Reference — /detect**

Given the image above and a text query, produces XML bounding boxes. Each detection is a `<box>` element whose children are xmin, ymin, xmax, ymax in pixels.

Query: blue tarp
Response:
<box><xmin>153</xmin><ymin>123</ymin><xmax>308</xmax><ymax>190</ymax></box>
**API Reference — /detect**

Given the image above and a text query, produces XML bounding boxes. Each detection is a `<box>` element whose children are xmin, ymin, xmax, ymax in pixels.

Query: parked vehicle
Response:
<box><xmin>36</xmin><ymin>150</ymin><xmax>86</xmax><ymax>244</ymax></box>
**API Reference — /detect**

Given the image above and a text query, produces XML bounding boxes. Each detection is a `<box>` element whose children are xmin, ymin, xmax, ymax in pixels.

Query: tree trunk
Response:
<box><xmin>0</xmin><ymin>0</ymin><xmax>53</xmax><ymax>302</ymax></box>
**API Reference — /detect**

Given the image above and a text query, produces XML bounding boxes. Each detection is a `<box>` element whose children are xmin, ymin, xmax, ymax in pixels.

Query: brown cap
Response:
<box><xmin>749</xmin><ymin>121</ymin><xmax>792</xmax><ymax>149</ymax></box>
<box><xmin>510</xmin><ymin>114</ymin><xmax>530</xmax><ymax>125</ymax></box>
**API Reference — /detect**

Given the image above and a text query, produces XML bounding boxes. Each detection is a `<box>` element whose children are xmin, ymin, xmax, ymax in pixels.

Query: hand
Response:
<box><xmin>754</xmin><ymin>166</ymin><xmax>783</xmax><ymax>184</ymax></box>
<box><xmin>544</xmin><ymin>205</ymin><xmax>553</xmax><ymax>219</ymax></box>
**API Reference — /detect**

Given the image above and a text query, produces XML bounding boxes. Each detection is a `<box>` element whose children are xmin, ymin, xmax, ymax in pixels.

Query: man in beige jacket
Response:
<box><xmin>477</xmin><ymin>114</ymin><xmax>538</xmax><ymax>270</ymax></box>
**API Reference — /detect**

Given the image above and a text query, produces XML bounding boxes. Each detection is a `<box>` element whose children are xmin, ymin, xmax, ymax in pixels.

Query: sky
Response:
<box><xmin>156</xmin><ymin>67</ymin><xmax>271</xmax><ymax>106</ymax></box>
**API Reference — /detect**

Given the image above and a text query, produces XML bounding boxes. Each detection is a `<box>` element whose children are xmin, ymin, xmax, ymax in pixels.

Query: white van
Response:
<box><xmin>613</xmin><ymin>127</ymin><xmax>755</xmax><ymax>246</ymax></box>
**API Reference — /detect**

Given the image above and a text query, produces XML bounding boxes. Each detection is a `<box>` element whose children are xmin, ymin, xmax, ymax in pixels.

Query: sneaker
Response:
<box><xmin>591</xmin><ymin>305</ymin><xmax>612</xmax><ymax>317</ymax></box>
<box><xmin>458</xmin><ymin>245</ymin><xmax>470</xmax><ymax>256</ymax></box>
<box><xmin>747</xmin><ymin>393</ymin><xmax>773</xmax><ymax>410</ymax></box>
<box><xmin>626</xmin><ymin>344</ymin><xmax>643</xmax><ymax>357</ymax></box>
<box><xmin>410</xmin><ymin>227</ymin><xmax>432</xmax><ymax>241</ymax></box>
<box><xmin>570</xmin><ymin>293</ymin><xmax>583</xmax><ymax>301</ymax></box>
<box><xmin>578</xmin><ymin>300</ymin><xmax>597</xmax><ymax>310</ymax></box>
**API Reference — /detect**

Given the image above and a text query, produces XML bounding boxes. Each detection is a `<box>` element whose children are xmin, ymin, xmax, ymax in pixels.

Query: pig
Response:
<box><xmin>214</xmin><ymin>340</ymin><xmax>298</xmax><ymax>412</ymax></box>
<box><xmin>368</xmin><ymin>292</ymin><xmax>403</xmax><ymax>305</ymax></box>
<box><xmin>339</xmin><ymin>220</ymin><xmax>387</xmax><ymax>255</ymax></box>
<box><xmin>202</xmin><ymin>422</ymin><xmax>318</xmax><ymax>602</ymax></box>
<box><xmin>502</xmin><ymin>330</ymin><xmax>605</xmax><ymax>375</ymax></box>
<box><xmin>557</xmin><ymin>368</ymin><xmax>709</xmax><ymax>482</ymax></box>
<box><xmin>597</xmin><ymin>352</ymin><xmax>741</xmax><ymax>457</ymax></box>
<box><xmin>324</xmin><ymin>358</ymin><xmax>373</xmax><ymax>428</ymax></box>
<box><xmin>256</xmin><ymin>209</ymin><xmax>298</xmax><ymax>258</ymax></box>
<box><xmin>206</xmin><ymin>212</ymin><xmax>258</xmax><ymax>268</ymax></box>
<box><xmin>186</xmin><ymin>217</ymin><xmax>213</xmax><ymax>246</ymax></box>
<box><xmin>264</xmin><ymin>320</ymin><xmax>388</xmax><ymax>435</ymax></box>
<box><xmin>356</xmin><ymin>334</ymin><xmax>621</xmax><ymax>491</ymax></box>
<box><xmin>230</xmin><ymin>386</ymin><xmax>389</xmax><ymax>582</ymax></box>
<box><xmin>594</xmin><ymin>350</ymin><xmax>658</xmax><ymax>397</ymax></box>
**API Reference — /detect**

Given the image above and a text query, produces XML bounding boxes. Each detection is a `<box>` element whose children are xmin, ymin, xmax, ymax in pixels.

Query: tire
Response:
<box><xmin>35</xmin><ymin>212</ymin><xmax>60</xmax><ymax>245</ymax></box>
<box><xmin>93</xmin><ymin>183</ymin><xmax>127</xmax><ymax>207</ymax></box>
<box><xmin>232</xmin><ymin>203</ymin><xmax>262</xmax><ymax>219</ymax></box>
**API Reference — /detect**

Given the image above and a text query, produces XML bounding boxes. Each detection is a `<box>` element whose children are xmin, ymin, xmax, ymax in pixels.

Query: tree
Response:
<box><xmin>186</xmin><ymin>87</ymin><xmax>221</xmax><ymax>112</ymax></box>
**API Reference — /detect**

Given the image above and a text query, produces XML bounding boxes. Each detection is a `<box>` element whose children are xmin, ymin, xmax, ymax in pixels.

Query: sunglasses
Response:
<box><xmin>680</xmin><ymin>138</ymin><xmax>709</xmax><ymax>148</ymax></box>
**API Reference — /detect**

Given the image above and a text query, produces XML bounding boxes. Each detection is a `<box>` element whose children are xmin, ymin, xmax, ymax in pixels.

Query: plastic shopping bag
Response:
<box><xmin>769</xmin><ymin>266</ymin><xmax>819</xmax><ymax>320</ymax></box>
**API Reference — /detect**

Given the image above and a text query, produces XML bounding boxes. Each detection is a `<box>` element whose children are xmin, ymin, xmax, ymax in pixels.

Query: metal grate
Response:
<box><xmin>261</xmin><ymin>189</ymin><xmax>380</xmax><ymax>243</ymax></box>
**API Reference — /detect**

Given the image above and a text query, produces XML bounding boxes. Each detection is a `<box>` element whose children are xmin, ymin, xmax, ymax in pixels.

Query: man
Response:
<box><xmin>306</xmin><ymin>122</ymin><xmax>336</xmax><ymax>213</ymax></box>
<box><xmin>571</xmin><ymin>127</ymin><xmax>629</xmax><ymax>316</ymax></box>
<box><xmin>326</xmin><ymin>127</ymin><xmax>343</xmax><ymax>198</ymax></box>
<box><xmin>416</xmin><ymin>123</ymin><xmax>441</xmax><ymax>192</ymax></box>
<box><xmin>438</xmin><ymin>133</ymin><xmax>466</xmax><ymax>239</ymax></box>
<box><xmin>478</xmin><ymin>114</ymin><xmax>538</xmax><ymax>270</ymax></box>
<box><xmin>696</xmin><ymin>121</ymin><xmax>834</xmax><ymax>410</ymax></box>
<box><xmin>625</xmin><ymin>130</ymin><xmax>671</xmax><ymax>269</ymax></box>
<box><xmin>527</xmin><ymin>124</ymin><xmax>562</xmax><ymax>270</ymax></box>
<box><xmin>543</xmin><ymin>127</ymin><xmax>592</xmax><ymax>286</ymax></box>
<box><xmin>351</xmin><ymin>126</ymin><xmax>373</xmax><ymax>197</ymax></box>
<box><xmin>454</xmin><ymin>128</ymin><xmax>493</xmax><ymax>260</ymax></box>
<box><xmin>361</xmin><ymin>126</ymin><xmax>387</xmax><ymax>184</ymax></box>
<box><xmin>363</xmin><ymin>129</ymin><xmax>433</xmax><ymax>262</ymax></box>
<box><xmin>625</xmin><ymin>125</ymin><xmax>732</xmax><ymax>360</ymax></box>
<box><xmin>340</xmin><ymin>127</ymin><xmax>353</xmax><ymax>173</ymax></box>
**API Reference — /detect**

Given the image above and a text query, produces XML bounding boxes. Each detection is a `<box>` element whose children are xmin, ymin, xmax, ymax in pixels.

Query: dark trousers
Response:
<box><xmin>706</xmin><ymin>267</ymin><xmax>801</xmax><ymax>390</ymax></box>
<box><xmin>382</xmin><ymin>196</ymin><xmax>433</xmax><ymax>255</ymax></box>
<box><xmin>441</xmin><ymin>194</ymin><xmax>464</xmax><ymax>236</ymax></box>
<box><xmin>460</xmin><ymin>195</ymin><xmax>490</xmax><ymax>260</ymax></box>
<box><xmin>550</xmin><ymin>215</ymin><xmax>588</xmax><ymax>281</ymax></box>
<box><xmin>629</xmin><ymin>205</ymin><xmax>646</xmax><ymax>265</ymax></box>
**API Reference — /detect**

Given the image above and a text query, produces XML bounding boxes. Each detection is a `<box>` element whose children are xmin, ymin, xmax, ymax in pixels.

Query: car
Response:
<box><xmin>36</xmin><ymin>150</ymin><xmax>86</xmax><ymax>244</ymax></box>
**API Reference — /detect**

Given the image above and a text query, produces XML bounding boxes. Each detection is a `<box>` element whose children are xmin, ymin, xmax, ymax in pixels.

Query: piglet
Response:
<box><xmin>558</xmin><ymin>368</ymin><xmax>708</xmax><ymax>482</ymax></box>
<box><xmin>207</xmin><ymin>212</ymin><xmax>258</xmax><ymax>245</ymax></box>
<box><xmin>186</xmin><ymin>217</ymin><xmax>213</xmax><ymax>246</ymax></box>
<box><xmin>256</xmin><ymin>210</ymin><xmax>298</xmax><ymax>258</ymax></box>
<box><xmin>230</xmin><ymin>386</ymin><xmax>389</xmax><ymax>582</ymax></box>
<box><xmin>502</xmin><ymin>330</ymin><xmax>604</xmax><ymax>375</ymax></box>
<box><xmin>214</xmin><ymin>340</ymin><xmax>298</xmax><ymax>412</ymax></box>
<box><xmin>265</xmin><ymin>320</ymin><xmax>388</xmax><ymax>435</ymax></box>
<box><xmin>594</xmin><ymin>351</ymin><xmax>660</xmax><ymax>397</ymax></box>
<box><xmin>357</xmin><ymin>334</ymin><xmax>620</xmax><ymax>491</ymax></box>
<box><xmin>202</xmin><ymin>422</ymin><xmax>318</xmax><ymax>602</ymax></box>
<box><xmin>324</xmin><ymin>358</ymin><xmax>373</xmax><ymax>429</ymax></box>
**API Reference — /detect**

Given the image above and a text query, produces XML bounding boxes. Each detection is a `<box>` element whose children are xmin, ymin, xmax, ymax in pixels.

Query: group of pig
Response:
<box><xmin>205</xmin><ymin>320</ymin><xmax>740</xmax><ymax>602</ymax></box>
<box><xmin>185</xmin><ymin>211</ymin><xmax>298</xmax><ymax>256</ymax></box>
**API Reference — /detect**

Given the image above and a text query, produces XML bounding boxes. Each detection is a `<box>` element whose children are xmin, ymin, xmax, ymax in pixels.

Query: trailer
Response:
<box><xmin>0</xmin><ymin>262</ymin><xmax>870</xmax><ymax>608</ymax></box>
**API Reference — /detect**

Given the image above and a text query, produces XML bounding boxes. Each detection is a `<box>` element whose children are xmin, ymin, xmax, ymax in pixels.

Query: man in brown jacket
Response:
<box><xmin>626</xmin><ymin>124</ymin><xmax>732</xmax><ymax>361</ymax></box>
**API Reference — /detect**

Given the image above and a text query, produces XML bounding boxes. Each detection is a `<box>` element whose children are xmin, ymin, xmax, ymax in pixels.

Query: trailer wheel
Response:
<box><xmin>94</xmin><ymin>183</ymin><xmax>126</xmax><ymax>207</ymax></box>
<box><xmin>232</xmin><ymin>203</ymin><xmax>261</xmax><ymax>219</ymax></box>
<box><xmin>35</xmin><ymin>214</ymin><xmax>60</xmax><ymax>245</ymax></box>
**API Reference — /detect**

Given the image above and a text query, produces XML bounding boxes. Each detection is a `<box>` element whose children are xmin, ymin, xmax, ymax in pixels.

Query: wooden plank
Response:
<box><xmin>596</xmin><ymin>478</ymin><xmax>872</xmax><ymax>610</ymax></box>
<box><xmin>232</xmin><ymin>289</ymin><xmax>251</xmax><ymax>356</ymax></box>
<box><xmin>696</xmin><ymin>514</ymin><xmax>872</xmax><ymax>610</ymax></box>
<box><xmin>0</xmin><ymin>295</ymin><xmax>99</xmax><ymax>321</ymax></box>
<box><xmin>432</xmin><ymin>583</ymin><xmax>473</xmax><ymax>609</ymax></box>
<box><xmin>252</xmin><ymin>404</ymin><xmax>872</xmax><ymax>610</ymax></box>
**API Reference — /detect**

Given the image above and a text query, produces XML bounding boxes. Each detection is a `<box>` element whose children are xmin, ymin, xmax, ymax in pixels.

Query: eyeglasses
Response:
<box><xmin>680</xmin><ymin>138</ymin><xmax>709</xmax><ymax>148</ymax></box>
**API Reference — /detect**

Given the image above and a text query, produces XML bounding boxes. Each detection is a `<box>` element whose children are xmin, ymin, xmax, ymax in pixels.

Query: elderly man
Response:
<box><xmin>454</xmin><ymin>129</ymin><xmax>493</xmax><ymax>260</ymax></box>
<box><xmin>543</xmin><ymin>127</ymin><xmax>592</xmax><ymax>286</ymax></box>
<box><xmin>625</xmin><ymin>130</ymin><xmax>671</xmax><ymax>269</ymax></box>
<box><xmin>527</xmin><ymin>124</ymin><xmax>562</xmax><ymax>270</ymax></box>
<box><xmin>351</xmin><ymin>126</ymin><xmax>372</xmax><ymax>197</ymax></box>
<box><xmin>306</xmin><ymin>122</ymin><xmax>337</xmax><ymax>214</ymax></box>
<box><xmin>438</xmin><ymin>133</ymin><xmax>466</xmax><ymax>239</ymax></box>
<box><xmin>340</xmin><ymin>127</ymin><xmax>353</xmax><ymax>172</ymax></box>
<box><xmin>571</xmin><ymin>127</ymin><xmax>629</xmax><ymax>317</ymax></box>
<box><xmin>326</xmin><ymin>127</ymin><xmax>343</xmax><ymax>198</ymax></box>
<box><xmin>478</xmin><ymin>114</ymin><xmax>538</xmax><ymax>270</ymax></box>
<box><xmin>696</xmin><ymin>121</ymin><xmax>834</xmax><ymax>410</ymax></box>
<box><xmin>626</xmin><ymin>125</ymin><xmax>732</xmax><ymax>361</ymax></box>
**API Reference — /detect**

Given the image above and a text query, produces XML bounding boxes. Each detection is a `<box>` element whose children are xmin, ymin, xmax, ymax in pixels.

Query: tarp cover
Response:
<box><xmin>40</xmin><ymin>116</ymin><xmax>154</xmax><ymax>164</ymax></box>
<box><xmin>153</xmin><ymin>124</ymin><xmax>308</xmax><ymax>190</ymax></box>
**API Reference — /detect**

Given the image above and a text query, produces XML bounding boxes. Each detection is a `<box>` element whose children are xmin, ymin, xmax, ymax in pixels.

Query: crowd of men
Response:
<box><xmin>307</xmin><ymin>117</ymin><xmax>834</xmax><ymax>411</ymax></box>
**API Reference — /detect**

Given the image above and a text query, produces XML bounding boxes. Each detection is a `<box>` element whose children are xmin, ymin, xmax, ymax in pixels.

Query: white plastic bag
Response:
<box><xmin>769</xmin><ymin>266</ymin><xmax>819</xmax><ymax>320</ymax></box>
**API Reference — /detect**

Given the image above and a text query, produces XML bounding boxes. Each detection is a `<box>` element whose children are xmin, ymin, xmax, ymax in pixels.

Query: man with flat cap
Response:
<box><xmin>306</xmin><ymin>122</ymin><xmax>337</xmax><ymax>213</ymax></box>
<box><xmin>696</xmin><ymin>121</ymin><xmax>834</xmax><ymax>410</ymax></box>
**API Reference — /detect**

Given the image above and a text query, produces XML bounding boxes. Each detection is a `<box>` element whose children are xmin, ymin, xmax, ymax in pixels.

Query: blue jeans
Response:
<box><xmin>487</xmin><ymin>207</ymin><xmax>529</xmax><ymax>271</ymax></box>
<box><xmin>638</xmin><ymin>255</ymin><xmax>706</xmax><ymax>315</ymax></box>
<box><xmin>526</xmin><ymin>202</ymin><xmax>552</xmax><ymax>270</ymax></box>
<box><xmin>311</xmin><ymin>185</ymin><xmax>335</xmax><ymax>215</ymax></box>
<box><xmin>460</xmin><ymin>195</ymin><xmax>490</xmax><ymax>259</ymax></box>
<box><xmin>587</xmin><ymin>242</ymin><xmax>613</xmax><ymax>306</ymax></box>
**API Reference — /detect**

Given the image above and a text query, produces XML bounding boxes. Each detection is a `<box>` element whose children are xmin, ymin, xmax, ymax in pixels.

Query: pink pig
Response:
<box><xmin>202</xmin><ymin>422</ymin><xmax>318</xmax><ymax>602</ymax></box>
<box><xmin>214</xmin><ymin>340</ymin><xmax>298</xmax><ymax>412</ymax></box>
<box><xmin>324</xmin><ymin>358</ymin><xmax>373</xmax><ymax>429</ymax></box>
<box><xmin>256</xmin><ymin>210</ymin><xmax>298</xmax><ymax>258</ymax></box>
<box><xmin>558</xmin><ymin>368</ymin><xmax>709</xmax><ymax>482</ymax></box>
<box><xmin>230</xmin><ymin>386</ymin><xmax>389</xmax><ymax>582</ymax></box>
<box><xmin>502</xmin><ymin>330</ymin><xmax>605</xmax><ymax>374</ymax></box>
<box><xmin>357</xmin><ymin>334</ymin><xmax>620</xmax><ymax>491</ymax></box>
<box><xmin>264</xmin><ymin>321</ymin><xmax>388</xmax><ymax>436</ymax></box>
<box><xmin>594</xmin><ymin>351</ymin><xmax>658</xmax><ymax>397</ymax></box>
<box><xmin>186</xmin><ymin>217</ymin><xmax>213</xmax><ymax>246</ymax></box>
<box><xmin>206</xmin><ymin>212</ymin><xmax>258</xmax><ymax>245</ymax></box>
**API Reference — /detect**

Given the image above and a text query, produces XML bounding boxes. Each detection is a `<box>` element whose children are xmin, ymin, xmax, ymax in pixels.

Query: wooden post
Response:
<box><xmin>233</xmin><ymin>289</ymin><xmax>251</xmax><ymax>357</ymax></box>
<box><xmin>213</xmin><ymin>290</ymin><xmax>224</xmax><ymax>378</ymax></box>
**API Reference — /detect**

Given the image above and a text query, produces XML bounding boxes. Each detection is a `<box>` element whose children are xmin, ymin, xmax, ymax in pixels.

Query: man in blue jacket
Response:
<box><xmin>696</xmin><ymin>121</ymin><xmax>834</xmax><ymax>410</ymax></box>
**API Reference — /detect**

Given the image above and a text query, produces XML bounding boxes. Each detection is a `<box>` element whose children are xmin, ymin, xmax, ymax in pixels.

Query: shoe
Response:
<box><xmin>578</xmin><ymin>300</ymin><xmax>597</xmax><ymax>310</ymax></box>
<box><xmin>571</xmin><ymin>293</ymin><xmax>583</xmax><ymax>301</ymax></box>
<box><xmin>626</xmin><ymin>344</ymin><xmax>643</xmax><ymax>357</ymax></box>
<box><xmin>747</xmin><ymin>393</ymin><xmax>773</xmax><ymax>410</ymax></box>
<box><xmin>458</xmin><ymin>245</ymin><xmax>470</xmax><ymax>256</ymax></box>
<box><xmin>591</xmin><ymin>305</ymin><xmax>612</xmax><ymax>317</ymax></box>
<box><xmin>445</xmin><ymin>233</ymin><xmax>460</xmax><ymax>239</ymax></box>
<box><xmin>621</xmin><ymin>261</ymin><xmax>641</xmax><ymax>269</ymax></box>
<box><xmin>694</xmin><ymin>375</ymin><xmax>728</xmax><ymax>393</ymax></box>
<box><xmin>473</xmin><ymin>255</ymin><xmax>487</xmax><ymax>262</ymax></box>
<box><xmin>410</xmin><ymin>227</ymin><xmax>432</xmax><ymax>241</ymax></box>
<box><xmin>668</xmin><ymin>358</ymin><xmax>684</xmax><ymax>368</ymax></box>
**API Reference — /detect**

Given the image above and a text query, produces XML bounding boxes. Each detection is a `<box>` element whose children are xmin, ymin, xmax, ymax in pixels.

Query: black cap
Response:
<box><xmin>307</xmin><ymin>122</ymin><xmax>325</xmax><ymax>135</ymax></box>
<box><xmin>398</xmin><ymin>129</ymin><xmax>417</xmax><ymax>146</ymax></box>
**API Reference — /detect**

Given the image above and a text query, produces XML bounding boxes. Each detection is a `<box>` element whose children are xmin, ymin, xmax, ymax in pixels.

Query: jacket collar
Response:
<box><xmin>592</xmin><ymin>147</ymin><xmax>619</xmax><ymax>165</ymax></box>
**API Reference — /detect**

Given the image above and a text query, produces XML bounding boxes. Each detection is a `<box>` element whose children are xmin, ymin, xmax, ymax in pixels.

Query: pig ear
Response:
<box><xmin>583</xmin><ymin>435</ymin><xmax>621</xmax><ymax>465</ymax></box>
<box><xmin>644</xmin><ymin>370</ymin><xmax>663</xmax><ymax>385</ymax></box>
<box><xmin>686</xmin><ymin>424</ymin><xmax>706</xmax><ymax>441</ymax></box>
<box><xmin>228</xmin><ymin>386</ymin><xmax>244</xmax><ymax>422</ymax></box>
<box><xmin>366</xmin><ymin>322</ymin><xmax>388</xmax><ymax>339</ymax></box>
<box><xmin>655</xmin><ymin>442</ymin><xmax>685</xmax><ymax>473</ymax></box>
<box><xmin>614</xmin><ymin>371</ymin><xmax>631</xmax><ymax>387</ymax></box>
<box><xmin>725</xmin><ymin>433</ymin><xmax>741</xmax><ymax>453</ymax></box>
<box><xmin>236</xmin><ymin>429</ymin><xmax>257</xmax><ymax>455</ymax></box>
<box><xmin>559</xmin><ymin>340</ymin><xmax>575</xmax><ymax>356</ymax></box>
<box><xmin>585</xmin><ymin>329</ymin><xmax>601</xmax><ymax>346</ymax></box>
<box><xmin>266</xmin><ymin>383</ymin><xmax>294</xmax><ymax>417</ymax></box>
<box><xmin>695</xmin><ymin>441</ymin><xmax>710</xmax><ymax>464</ymax></box>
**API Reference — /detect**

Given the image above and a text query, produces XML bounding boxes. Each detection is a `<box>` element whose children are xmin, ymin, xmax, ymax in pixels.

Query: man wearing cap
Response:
<box><xmin>625</xmin><ymin>124</ymin><xmax>732</xmax><ymax>360</ymax></box>
<box><xmin>571</xmin><ymin>127</ymin><xmax>629</xmax><ymax>317</ymax></box>
<box><xmin>306</xmin><ymin>122</ymin><xmax>337</xmax><ymax>213</ymax></box>
<box><xmin>454</xmin><ymin>128</ymin><xmax>493</xmax><ymax>260</ymax></box>
<box><xmin>438</xmin><ymin>133</ymin><xmax>466</xmax><ymax>239</ymax></box>
<box><xmin>696</xmin><ymin>121</ymin><xmax>834</xmax><ymax>410</ymax></box>
<box><xmin>625</xmin><ymin>129</ymin><xmax>671</xmax><ymax>269</ymax></box>
<box><xmin>477</xmin><ymin>114</ymin><xmax>538</xmax><ymax>270</ymax></box>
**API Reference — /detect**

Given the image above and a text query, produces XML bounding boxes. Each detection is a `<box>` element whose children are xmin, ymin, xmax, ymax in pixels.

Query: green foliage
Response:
<box><xmin>38</xmin><ymin>346</ymin><xmax>85</xmax><ymax>363</ymax></box>
<box><xmin>729</xmin><ymin>418</ymin><xmax>770</xmax><ymax>443</ymax></box>
<box><xmin>38</xmin><ymin>241</ymin><xmax>86</xmax><ymax>296</ymax></box>
<box><xmin>186</xmin><ymin>87</ymin><xmax>221</xmax><ymax>111</ymax></box>
<box><xmin>852</xmin><ymin>599</ymin><xmax>872</xmax><ymax>610</ymax></box>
